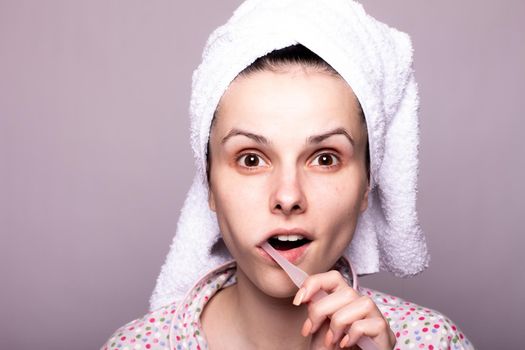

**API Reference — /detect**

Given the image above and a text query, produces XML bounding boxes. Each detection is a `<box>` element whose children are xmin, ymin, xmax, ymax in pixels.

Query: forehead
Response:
<box><xmin>214</xmin><ymin>68</ymin><xmax>364</xmax><ymax>137</ymax></box>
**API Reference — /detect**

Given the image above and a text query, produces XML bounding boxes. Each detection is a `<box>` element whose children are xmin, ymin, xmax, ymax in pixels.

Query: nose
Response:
<box><xmin>270</xmin><ymin>168</ymin><xmax>307</xmax><ymax>216</ymax></box>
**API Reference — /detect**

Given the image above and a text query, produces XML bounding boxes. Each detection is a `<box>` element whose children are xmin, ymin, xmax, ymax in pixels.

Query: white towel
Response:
<box><xmin>150</xmin><ymin>0</ymin><xmax>430</xmax><ymax>311</ymax></box>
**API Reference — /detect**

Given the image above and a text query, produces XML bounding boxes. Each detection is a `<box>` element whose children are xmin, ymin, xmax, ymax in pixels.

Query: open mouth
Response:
<box><xmin>267</xmin><ymin>234</ymin><xmax>312</xmax><ymax>251</ymax></box>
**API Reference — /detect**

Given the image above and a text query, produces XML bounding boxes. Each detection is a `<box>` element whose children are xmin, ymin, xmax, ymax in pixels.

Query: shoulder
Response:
<box><xmin>360</xmin><ymin>287</ymin><xmax>475</xmax><ymax>350</ymax></box>
<box><xmin>100</xmin><ymin>301</ymin><xmax>178</xmax><ymax>350</ymax></box>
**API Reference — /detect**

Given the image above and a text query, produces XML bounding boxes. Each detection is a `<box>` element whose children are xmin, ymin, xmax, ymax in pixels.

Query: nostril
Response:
<box><xmin>273</xmin><ymin>203</ymin><xmax>303</xmax><ymax>214</ymax></box>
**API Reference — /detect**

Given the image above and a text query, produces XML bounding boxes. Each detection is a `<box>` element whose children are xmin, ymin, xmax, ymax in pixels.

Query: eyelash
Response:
<box><xmin>235</xmin><ymin>151</ymin><xmax>341</xmax><ymax>170</ymax></box>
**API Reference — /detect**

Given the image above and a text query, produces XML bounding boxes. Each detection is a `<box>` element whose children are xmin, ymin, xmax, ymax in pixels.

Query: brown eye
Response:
<box><xmin>237</xmin><ymin>153</ymin><xmax>268</xmax><ymax>168</ymax></box>
<box><xmin>244</xmin><ymin>154</ymin><xmax>259</xmax><ymax>167</ymax></box>
<box><xmin>311</xmin><ymin>153</ymin><xmax>339</xmax><ymax>167</ymax></box>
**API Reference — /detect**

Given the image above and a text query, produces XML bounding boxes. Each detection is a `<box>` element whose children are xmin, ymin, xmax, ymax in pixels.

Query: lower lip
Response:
<box><xmin>257</xmin><ymin>242</ymin><xmax>311</xmax><ymax>265</ymax></box>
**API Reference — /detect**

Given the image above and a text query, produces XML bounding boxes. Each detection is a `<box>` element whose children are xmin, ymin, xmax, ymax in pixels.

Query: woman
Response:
<box><xmin>102</xmin><ymin>1</ymin><xmax>474</xmax><ymax>349</ymax></box>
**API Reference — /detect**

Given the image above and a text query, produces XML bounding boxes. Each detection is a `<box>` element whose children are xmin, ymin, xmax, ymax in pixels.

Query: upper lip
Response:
<box><xmin>259</xmin><ymin>228</ymin><xmax>314</xmax><ymax>246</ymax></box>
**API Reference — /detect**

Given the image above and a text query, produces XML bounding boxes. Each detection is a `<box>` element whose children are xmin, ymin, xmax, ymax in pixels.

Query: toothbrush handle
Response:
<box><xmin>356</xmin><ymin>335</ymin><xmax>380</xmax><ymax>350</ymax></box>
<box><xmin>311</xmin><ymin>290</ymin><xmax>380</xmax><ymax>350</ymax></box>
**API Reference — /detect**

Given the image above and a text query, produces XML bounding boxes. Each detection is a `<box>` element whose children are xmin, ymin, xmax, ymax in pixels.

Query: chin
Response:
<box><xmin>259</xmin><ymin>283</ymin><xmax>297</xmax><ymax>299</ymax></box>
<box><xmin>257</xmin><ymin>266</ymin><xmax>301</xmax><ymax>299</ymax></box>
<box><xmin>237</xmin><ymin>261</ymin><xmax>299</xmax><ymax>299</ymax></box>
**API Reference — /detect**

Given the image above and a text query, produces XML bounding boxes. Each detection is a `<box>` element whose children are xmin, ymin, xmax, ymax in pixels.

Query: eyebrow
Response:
<box><xmin>221</xmin><ymin>129</ymin><xmax>270</xmax><ymax>145</ymax></box>
<box><xmin>221</xmin><ymin>127</ymin><xmax>354</xmax><ymax>147</ymax></box>
<box><xmin>307</xmin><ymin>127</ymin><xmax>354</xmax><ymax>147</ymax></box>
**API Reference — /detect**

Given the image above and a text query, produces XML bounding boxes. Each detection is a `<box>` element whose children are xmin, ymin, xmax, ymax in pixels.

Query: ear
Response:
<box><xmin>208</xmin><ymin>187</ymin><xmax>216</xmax><ymax>212</ymax></box>
<box><xmin>359</xmin><ymin>183</ymin><xmax>370</xmax><ymax>213</ymax></box>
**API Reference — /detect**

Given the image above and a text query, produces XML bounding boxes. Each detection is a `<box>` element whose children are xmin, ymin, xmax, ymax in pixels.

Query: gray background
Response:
<box><xmin>1</xmin><ymin>0</ymin><xmax>523</xmax><ymax>349</ymax></box>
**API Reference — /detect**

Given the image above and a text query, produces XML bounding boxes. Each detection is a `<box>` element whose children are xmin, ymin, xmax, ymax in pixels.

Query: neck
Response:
<box><xmin>226</xmin><ymin>268</ymin><xmax>311</xmax><ymax>349</ymax></box>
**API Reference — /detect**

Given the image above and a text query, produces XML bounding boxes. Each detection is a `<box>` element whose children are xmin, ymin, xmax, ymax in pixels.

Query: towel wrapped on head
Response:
<box><xmin>150</xmin><ymin>0</ymin><xmax>429</xmax><ymax>311</ymax></box>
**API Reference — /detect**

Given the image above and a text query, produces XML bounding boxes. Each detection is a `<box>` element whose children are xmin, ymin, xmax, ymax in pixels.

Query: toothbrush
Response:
<box><xmin>261</xmin><ymin>241</ymin><xmax>380</xmax><ymax>350</ymax></box>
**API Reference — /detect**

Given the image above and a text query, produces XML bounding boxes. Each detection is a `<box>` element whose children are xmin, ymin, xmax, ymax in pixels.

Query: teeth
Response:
<box><xmin>275</xmin><ymin>234</ymin><xmax>305</xmax><ymax>242</ymax></box>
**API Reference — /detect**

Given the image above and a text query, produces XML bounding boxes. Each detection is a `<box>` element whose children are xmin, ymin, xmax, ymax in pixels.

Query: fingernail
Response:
<box><xmin>324</xmin><ymin>329</ymin><xmax>334</xmax><ymax>346</ymax></box>
<box><xmin>293</xmin><ymin>287</ymin><xmax>306</xmax><ymax>306</ymax></box>
<box><xmin>339</xmin><ymin>334</ymin><xmax>350</xmax><ymax>348</ymax></box>
<box><xmin>301</xmin><ymin>318</ymin><xmax>313</xmax><ymax>336</ymax></box>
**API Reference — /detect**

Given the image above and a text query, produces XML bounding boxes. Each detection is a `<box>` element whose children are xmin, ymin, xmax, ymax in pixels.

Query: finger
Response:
<box><xmin>299</xmin><ymin>270</ymin><xmax>359</xmax><ymax>304</ymax></box>
<box><xmin>340</xmin><ymin>318</ymin><xmax>393</xmax><ymax>349</ymax></box>
<box><xmin>310</xmin><ymin>320</ymin><xmax>336</xmax><ymax>350</ymax></box>
<box><xmin>329</xmin><ymin>296</ymin><xmax>384</xmax><ymax>342</ymax></box>
<box><xmin>302</xmin><ymin>288</ymin><xmax>360</xmax><ymax>335</ymax></box>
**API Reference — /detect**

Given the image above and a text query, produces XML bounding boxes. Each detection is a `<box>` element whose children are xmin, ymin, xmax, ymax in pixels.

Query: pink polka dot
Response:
<box><xmin>422</xmin><ymin>327</ymin><xmax>429</xmax><ymax>332</ymax></box>
<box><xmin>149</xmin><ymin>318</ymin><xmax>155</xmax><ymax>323</ymax></box>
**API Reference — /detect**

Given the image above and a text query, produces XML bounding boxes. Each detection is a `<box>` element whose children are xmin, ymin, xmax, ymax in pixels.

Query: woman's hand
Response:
<box><xmin>293</xmin><ymin>270</ymin><xmax>396</xmax><ymax>350</ymax></box>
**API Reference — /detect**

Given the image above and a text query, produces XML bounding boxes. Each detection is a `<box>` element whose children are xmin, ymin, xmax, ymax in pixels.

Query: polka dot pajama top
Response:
<box><xmin>101</xmin><ymin>261</ymin><xmax>474</xmax><ymax>350</ymax></box>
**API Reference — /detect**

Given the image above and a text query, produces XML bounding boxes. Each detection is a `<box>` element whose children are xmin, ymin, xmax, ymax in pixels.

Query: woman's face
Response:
<box><xmin>208</xmin><ymin>66</ymin><xmax>369</xmax><ymax>298</ymax></box>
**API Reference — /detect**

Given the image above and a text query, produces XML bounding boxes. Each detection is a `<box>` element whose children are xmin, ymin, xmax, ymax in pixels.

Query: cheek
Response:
<box><xmin>215</xmin><ymin>177</ymin><xmax>265</xmax><ymax>212</ymax></box>
<box><xmin>211</xmin><ymin>177</ymin><xmax>268</xmax><ymax>242</ymax></box>
<box><xmin>309</xmin><ymin>175</ymin><xmax>365</xmax><ymax>249</ymax></box>
<box><xmin>310</xmin><ymin>175</ymin><xmax>365</xmax><ymax>215</ymax></box>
